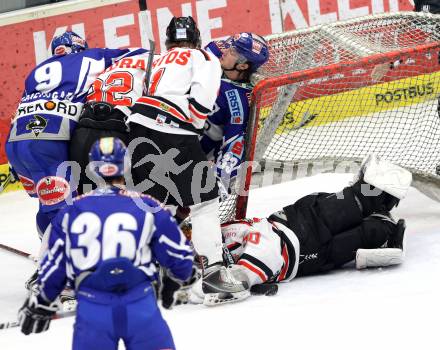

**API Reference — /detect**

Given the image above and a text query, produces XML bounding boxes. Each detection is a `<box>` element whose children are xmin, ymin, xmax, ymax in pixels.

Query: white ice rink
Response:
<box><xmin>0</xmin><ymin>173</ymin><xmax>439</xmax><ymax>350</ymax></box>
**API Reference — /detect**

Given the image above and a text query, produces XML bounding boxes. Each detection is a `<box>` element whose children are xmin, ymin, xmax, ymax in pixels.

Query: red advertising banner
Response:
<box><xmin>0</xmin><ymin>0</ymin><xmax>414</xmax><ymax>164</ymax></box>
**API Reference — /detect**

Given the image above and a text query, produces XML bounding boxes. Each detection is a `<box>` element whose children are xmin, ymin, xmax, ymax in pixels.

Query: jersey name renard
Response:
<box><xmin>128</xmin><ymin>47</ymin><xmax>222</xmax><ymax>135</ymax></box>
<box><xmin>87</xmin><ymin>49</ymin><xmax>151</xmax><ymax>107</ymax></box>
<box><xmin>222</xmin><ymin>218</ymin><xmax>300</xmax><ymax>285</ymax></box>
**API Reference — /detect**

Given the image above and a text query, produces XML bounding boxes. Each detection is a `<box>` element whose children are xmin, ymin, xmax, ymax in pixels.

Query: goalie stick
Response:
<box><xmin>0</xmin><ymin>243</ymin><xmax>38</xmax><ymax>263</ymax></box>
<box><xmin>0</xmin><ymin>310</ymin><xmax>75</xmax><ymax>331</ymax></box>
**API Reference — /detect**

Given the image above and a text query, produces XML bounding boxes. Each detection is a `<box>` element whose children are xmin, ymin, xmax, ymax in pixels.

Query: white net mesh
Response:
<box><xmin>219</xmin><ymin>12</ymin><xmax>440</xmax><ymax>222</ymax></box>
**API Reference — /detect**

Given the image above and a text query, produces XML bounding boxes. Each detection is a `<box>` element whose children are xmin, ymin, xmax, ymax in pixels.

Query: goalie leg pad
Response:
<box><xmin>361</xmin><ymin>154</ymin><xmax>412</xmax><ymax>200</ymax></box>
<box><xmin>356</xmin><ymin>248</ymin><xmax>404</xmax><ymax>269</ymax></box>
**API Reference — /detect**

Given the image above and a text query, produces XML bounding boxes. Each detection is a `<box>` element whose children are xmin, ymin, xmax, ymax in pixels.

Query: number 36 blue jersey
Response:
<box><xmin>8</xmin><ymin>48</ymin><xmax>145</xmax><ymax>142</ymax></box>
<box><xmin>37</xmin><ymin>186</ymin><xmax>193</xmax><ymax>302</ymax></box>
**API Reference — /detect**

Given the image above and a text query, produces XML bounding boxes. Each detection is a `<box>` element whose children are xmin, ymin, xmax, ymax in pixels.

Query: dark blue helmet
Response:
<box><xmin>230</xmin><ymin>33</ymin><xmax>269</xmax><ymax>72</ymax></box>
<box><xmin>89</xmin><ymin>137</ymin><xmax>126</xmax><ymax>178</ymax></box>
<box><xmin>51</xmin><ymin>31</ymin><xmax>88</xmax><ymax>56</ymax></box>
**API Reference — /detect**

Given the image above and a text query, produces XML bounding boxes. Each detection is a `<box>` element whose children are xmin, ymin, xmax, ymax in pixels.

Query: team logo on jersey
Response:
<box><xmin>26</xmin><ymin>115</ymin><xmax>47</xmax><ymax>136</ymax></box>
<box><xmin>37</xmin><ymin>176</ymin><xmax>70</xmax><ymax>206</ymax></box>
<box><xmin>226</xmin><ymin>89</ymin><xmax>244</xmax><ymax>124</ymax></box>
<box><xmin>17</xmin><ymin>174</ymin><xmax>36</xmax><ymax>195</ymax></box>
<box><xmin>17</xmin><ymin>100</ymin><xmax>80</xmax><ymax>118</ymax></box>
<box><xmin>98</xmin><ymin>163</ymin><xmax>119</xmax><ymax>177</ymax></box>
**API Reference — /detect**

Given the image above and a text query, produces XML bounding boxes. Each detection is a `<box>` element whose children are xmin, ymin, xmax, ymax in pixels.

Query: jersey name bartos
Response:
<box><xmin>128</xmin><ymin>47</ymin><xmax>222</xmax><ymax>135</ymax></box>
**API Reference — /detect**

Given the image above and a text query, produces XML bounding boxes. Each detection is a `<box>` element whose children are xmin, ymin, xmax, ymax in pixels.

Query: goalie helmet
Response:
<box><xmin>166</xmin><ymin>16</ymin><xmax>201</xmax><ymax>47</ymax></box>
<box><xmin>230</xmin><ymin>32</ymin><xmax>269</xmax><ymax>72</ymax></box>
<box><xmin>51</xmin><ymin>31</ymin><xmax>88</xmax><ymax>56</ymax></box>
<box><xmin>88</xmin><ymin>137</ymin><xmax>127</xmax><ymax>178</ymax></box>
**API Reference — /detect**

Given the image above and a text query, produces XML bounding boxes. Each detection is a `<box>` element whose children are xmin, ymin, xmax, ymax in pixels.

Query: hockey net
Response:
<box><xmin>219</xmin><ymin>11</ymin><xmax>440</xmax><ymax>223</ymax></box>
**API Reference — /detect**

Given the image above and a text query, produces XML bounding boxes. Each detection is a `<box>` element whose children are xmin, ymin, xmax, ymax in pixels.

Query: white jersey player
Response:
<box><xmin>127</xmin><ymin>17</ymin><xmax>250</xmax><ymax>306</ymax></box>
<box><xmin>187</xmin><ymin>155</ymin><xmax>411</xmax><ymax>303</ymax></box>
<box><xmin>127</xmin><ymin>35</ymin><xmax>221</xmax><ymax>135</ymax></box>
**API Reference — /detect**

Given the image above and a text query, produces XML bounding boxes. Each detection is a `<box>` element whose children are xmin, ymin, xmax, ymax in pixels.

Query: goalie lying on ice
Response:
<box><xmin>186</xmin><ymin>155</ymin><xmax>412</xmax><ymax>303</ymax></box>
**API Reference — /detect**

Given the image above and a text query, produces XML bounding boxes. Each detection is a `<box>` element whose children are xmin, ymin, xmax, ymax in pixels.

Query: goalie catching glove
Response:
<box><xmin>18</xmin><ymin>294</ymin><xmax>58</xmax><ymax>335</ymax></box>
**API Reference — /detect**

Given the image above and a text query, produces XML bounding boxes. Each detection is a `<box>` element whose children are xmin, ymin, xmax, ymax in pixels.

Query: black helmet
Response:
<box><xmin>166</xmin><ymin>16</ymin><xmax>201</xmax><ymax>47</ymax></box>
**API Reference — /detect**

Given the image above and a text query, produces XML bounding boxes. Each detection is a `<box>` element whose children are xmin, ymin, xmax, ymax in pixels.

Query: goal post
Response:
<box><xmin>219</xmin><ymin>11</ymin><xmax>440</xmax><ymax>222</ymax></box>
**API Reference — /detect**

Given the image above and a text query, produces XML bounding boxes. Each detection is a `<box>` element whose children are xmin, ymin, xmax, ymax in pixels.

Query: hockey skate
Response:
<box><xmin>201</xmin><ymin>263</ymin><xmax>250</xmax><ymax>306</ymax></box>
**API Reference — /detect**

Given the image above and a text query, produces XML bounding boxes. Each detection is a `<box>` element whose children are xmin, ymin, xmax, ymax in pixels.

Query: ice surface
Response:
<box><xmin>1</xmin><ymin>174</ymin><xmax>439</xmax><ymax>350</ymax></box>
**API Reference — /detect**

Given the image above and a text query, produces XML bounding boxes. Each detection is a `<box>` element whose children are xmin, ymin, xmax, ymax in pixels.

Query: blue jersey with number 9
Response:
<box><xmin>8</xmin><ymin>48</ymin><xmax>143</xmax><ymax>142</ymax></box>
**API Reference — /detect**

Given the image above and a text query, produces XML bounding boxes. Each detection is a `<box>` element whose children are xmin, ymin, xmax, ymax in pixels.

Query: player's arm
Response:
<box><xmin>18</xmin><ymin>211</ymin><xmax>68</xmax><ymax>335</ymax></box>
<box><xmin>36</xmin><ymin>211</ymin><xmax>69</xmax><ymax>303</ymax></box>
<box><xmin>102</xmin><ymin>47</ymin><xmax>147</xmax><ymax>66</ymax></box>
<box><xmin>200</xmin><ymin>98</ymin><xmax>227</xmax><ymax>160</ymax></box>
<box><xmin>188</xmin><ymin>50</ymin><xmax>222</xmax><ymax>122</ymax></box>
<box><xmin>150</xmin><ymin>209</ymin><xmax>194</xmax><ymax>308</ymax></box>
<box><xmin>150</xmin><ymin>210</ymin><xmax>194</xmax><ymax>282</ymax></box>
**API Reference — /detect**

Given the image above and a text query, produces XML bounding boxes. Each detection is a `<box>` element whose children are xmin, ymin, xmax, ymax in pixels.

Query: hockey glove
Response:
<box><xmin>160</xmin><ymin>267</ymin><xmax>200</xmax><ymax>309</ymax></box>
<box><xmin>160</xmin><ymin>269</ymin><xmax>183</xmax><ymax>309</ymax></box>
<box><xmin>18</xmin><ymin>294</ymin><xmax>58</xmax><ymax>335</ymax></box>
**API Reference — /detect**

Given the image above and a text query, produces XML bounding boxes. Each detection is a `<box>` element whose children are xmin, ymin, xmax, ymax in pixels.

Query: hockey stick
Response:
<box><xmin>0</xmin><ymin>310</ymin><xmax>75</xmax><ymax>331</ymax></box>
<box><xmin>0</xmin><ymin>243</ymin><xmax>38</xmax><ymax>263</ymax></box>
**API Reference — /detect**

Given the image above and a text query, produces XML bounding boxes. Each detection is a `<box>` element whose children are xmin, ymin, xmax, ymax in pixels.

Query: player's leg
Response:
<box><xmin>176</xmin><ymin>136</ymin><xmax>250</xmax><ymax>304</ymax></box>
<box><xmin>5</xmin><ymin>140</ymin><xmax>38</xmax><ymax>199</ymax></box>
<box><xmin>301</xmin><ymin>154</ymin><xmax>412</xmax><ymax>236</ymax></box>
<box><xmin>72</xmin><ymin>298</ymin><xmax>118</xmax><ymax>350</ymax></box>
<box><xmin>126</xmin><ymin>124</ymin><xmax>171</xmax><ymax>201</ymax></box>
<box><xmin>351</xmin><ymin>154</ymin><xmax>412</xmax><ymax>215</ymax></box>
<box><xmin>329</xmin><ymin>212</ymin><xmax>404</xmax><ymax>267</ymax></box>
<box><xmin>71</xmin><ymin>102</ymin><xmax>129</xmax><ymax>194</ymax></box>
<box><xmin>124</xmin><ymin>290</ymin><xmax>175</xmax><ymax>350</ymax></box>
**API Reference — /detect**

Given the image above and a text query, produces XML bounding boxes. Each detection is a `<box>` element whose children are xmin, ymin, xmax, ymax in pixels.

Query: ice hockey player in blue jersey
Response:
<box><xmin>5</xmin><ymin>31</ymin><xmax>138</xmax><ymax>240</ymax></box>
<box><xmin>202</xmin><ymin>33</ymin><xmax>269</xmax><ymax>191</ymax></box>
<box><xmin>18</xmin><ymin>137</ymin><xmax>193</xmax><ymax>350</ymax></box>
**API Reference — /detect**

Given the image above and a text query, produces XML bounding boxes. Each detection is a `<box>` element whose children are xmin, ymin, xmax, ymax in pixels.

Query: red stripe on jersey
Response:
<box><xmin>238</xmin><ymin>260</ymin><xmax>267</xmax><ymax>283</ymax></box>
<box><xmin>277</xmin><ymin>243</ymin><xmax>290</xmax><ymax>282</ymax></box>
<box><xmin>137</xmin><ymin>96</ymin><xmax>192</xmax><ymax>123</ymax></box>
<box><xmin>189</xmin><ymin>103</ymin><xmax>207</xmax><ymax>120</ymax></box>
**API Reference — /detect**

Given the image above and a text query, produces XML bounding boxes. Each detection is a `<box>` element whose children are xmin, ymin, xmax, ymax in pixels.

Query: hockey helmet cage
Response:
<box><xmin>166</xmin><ymin>16</ymin><xmax>201</xmax><ymax>47</ymax></box>
<box><xmin>51</xmin><ymin>31</ymin><xmax>88</xmax><ymax>56</ymax></box>
<box><xmin>89</xmin><ymin>137</ymin><xmax>127</xmax><ymax>178</ymax></box>
<box><xmin>230</xmin><ymin>32</ymin><xmax>269</xmax><ymax>72</ymax></box>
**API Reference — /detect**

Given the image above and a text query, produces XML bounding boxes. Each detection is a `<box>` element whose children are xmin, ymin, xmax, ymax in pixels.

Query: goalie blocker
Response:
<box><xmin>185</xmin><ymin>155</ymin><xmax>411</xmax><ymax>303</ymax></box>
